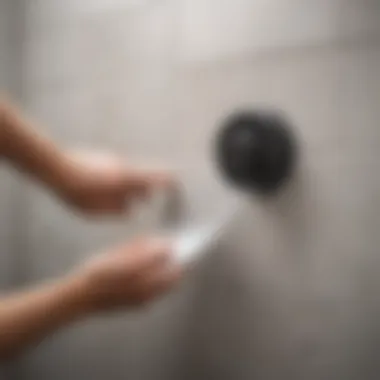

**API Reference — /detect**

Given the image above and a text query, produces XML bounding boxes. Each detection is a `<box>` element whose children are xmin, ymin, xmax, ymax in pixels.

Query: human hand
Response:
<box><xmin>75</xmin><ymin>238</ymin><xmax>182</xmax><ymax>313</ymax></box>
<box><xmin>59</xmin><ymin>151</ymin><xmax>175</xmax><ymax>216</ymax></box>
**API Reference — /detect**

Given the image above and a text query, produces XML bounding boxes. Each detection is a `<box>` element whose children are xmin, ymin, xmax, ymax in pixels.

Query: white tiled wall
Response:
<box><xmin>12</xmin><ymin>1</ymin><xmax>380</xmax><ymax>379</ymax></box>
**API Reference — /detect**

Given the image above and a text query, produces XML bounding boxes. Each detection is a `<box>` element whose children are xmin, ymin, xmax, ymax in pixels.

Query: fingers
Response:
<box><xmin>120</xmin><ymin>238</ymin><xmax>173</xmax><ymax>272</ymax></box>
<box><xmin>124</xmin><ymin>169</ymin><xmax>176</xmax><ymax>193</ymax></box>
<box><xmin>121</xmin><ymin>237</ymin><xmax>179</xmax><ymax>280</ymax></box>
<box><xmin>135</xmin><ymin>263</ymin><xmax>183</xmax><ymax>305</ymax></box>
<box><xmin>149</xmin><ymin>264</ymin><xmax>183</xmax><ymax>295</ymax></box>
<box><xmin>82</xmin><ymin>237</ymin><xmax>183</xmax><ymax>311</ymax></box>
<box><xmin>112</xmin><ymin>238</ymin><xmax>181</xmax><ymax>305</ymax></box>
<box><xmin>103</xmin><ymin>169</ymin><xmax>176</xmax><ymax>214</ymax></box>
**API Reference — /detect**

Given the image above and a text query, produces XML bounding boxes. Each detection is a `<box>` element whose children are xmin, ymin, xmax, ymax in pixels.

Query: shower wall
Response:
<box><xmin>0</xmin><ymin>1</ymin><xmax>28</xmax><ymax>378</ymax></box>
<box><xmin>4</xmin><ymin>0</ymin><xmax>380</xmax><ymax>379</ymax></box>
<box><xmin>0</xmin><ymin>0</ymin><xmax>27</xmax><ymax>290</ymax></box>
<box><xmin>0</xmin><ymin>0</ymin><xmax>13</xmax><ymax>292</ymax></box>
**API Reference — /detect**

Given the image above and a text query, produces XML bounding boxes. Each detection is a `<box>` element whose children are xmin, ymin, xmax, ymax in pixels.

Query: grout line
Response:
<box><xmin>174</xmin><ymin>32</ymin><xmax>380</xmax><ymax>70</ymax></box>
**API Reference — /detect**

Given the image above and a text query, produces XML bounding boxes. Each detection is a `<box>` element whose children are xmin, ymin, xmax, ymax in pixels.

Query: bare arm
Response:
<box><xmin>0</xmin><ymin>98</ymin><xmax>181</xmax><ymax>360</ymax></box>
<box><xmin>0</xmin><ymin>275</ymin><xmax>88</xmax><ymax>361</ymax></box>
<box><xmin>0</xmin><ymin>239</ymin><xmax>180</xmax><ymax>361</ymax></box>
<box><xmin>0</xmin><ymin>96</ymin><xmax>70</xmax><ymax>192</ymax></box>
<box><xmin>0</xmin><ymin>96</ymin><xmax>174</xmax><ymax>215</ymax></box>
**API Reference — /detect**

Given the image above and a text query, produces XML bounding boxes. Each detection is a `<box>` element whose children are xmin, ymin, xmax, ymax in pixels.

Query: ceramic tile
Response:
<box><xmin>178</xmin><ymin>0</ymin><xmax>380</xmax><ymax>63</ymax></box>
<box><xmin>15</xmin><ymin>1</ymin><xmax>380</xmax><ymax>380</ymax></box>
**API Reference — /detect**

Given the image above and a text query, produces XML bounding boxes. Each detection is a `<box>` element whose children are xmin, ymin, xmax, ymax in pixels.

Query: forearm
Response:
<box><xmin>0</xmin><ymin>97</ymin><xmax>71</xmax><ymax>192</ymax></box>
<box><xmin>0</xmin><ymin>275</ymin><xmax>88</xmax><ymax>361</ymax></box>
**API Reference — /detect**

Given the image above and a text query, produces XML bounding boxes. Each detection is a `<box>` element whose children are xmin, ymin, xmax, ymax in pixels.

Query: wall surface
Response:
<box><xmin>0</xmin><ymin>0</ymin><xmax>13</xmax><ymax>292</ymax></box>
<box><xmin>0</xmin><ymin>1</ymin><xmax>29</xmax><ymax>379</ymax></box>
<box><xmin>0</xmin><ymin>5</ymin><xmax>12</xmax><ymax>380</ymax></box>
<box><xmin>0</xmin><ymin>0</ymin><xmax>29</xmax><ymax>293</ymax></box>
<box><xmin>9</xmin><ymin>0</ymin><xmax>380</xmax><ymax>379</ymax></box>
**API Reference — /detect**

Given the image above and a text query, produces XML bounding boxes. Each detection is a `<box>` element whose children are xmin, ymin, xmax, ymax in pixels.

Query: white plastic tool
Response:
<box><xmin>169</xmin><ymin>205</ymin><xmax>238</xmax><ymax>267</ymax></box>
<box><xmin>172</xmin><ymin>225</ymin><xmax>218</xmax><ymax>266</ymax></box>
<box><xmin>145</xmin><ymin>178</ymin><xmax>240</xmax><ymax>267</ymax></box>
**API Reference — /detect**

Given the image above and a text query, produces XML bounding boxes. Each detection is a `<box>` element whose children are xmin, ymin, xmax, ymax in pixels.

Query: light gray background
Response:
<box><xmin>1</xmin><ymin>1</ymin><xmax>380</xmax><ymax>379</ymax></box>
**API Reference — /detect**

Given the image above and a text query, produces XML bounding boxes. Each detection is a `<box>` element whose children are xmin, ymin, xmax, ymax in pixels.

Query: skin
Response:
<box><xmin>0</xmin><ymin>96</ymin><xmax>182</xmax><ymax>361</ymax></box>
